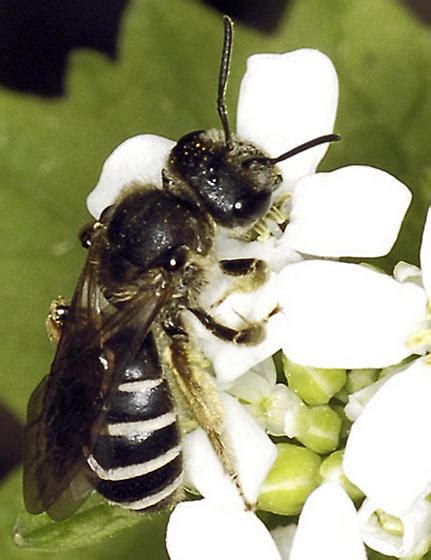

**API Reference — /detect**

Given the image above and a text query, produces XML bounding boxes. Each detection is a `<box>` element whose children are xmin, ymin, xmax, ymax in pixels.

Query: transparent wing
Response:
<box><xmin>23</xmin><ymin>231</ymin><xmax>173</xmax><ymax>520</ymax></box>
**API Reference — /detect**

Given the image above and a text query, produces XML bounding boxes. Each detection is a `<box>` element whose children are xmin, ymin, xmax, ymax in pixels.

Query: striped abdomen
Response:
<box><xmin>87</xmin><ymin>334</ymin><xmax>183</xmax><ymax>511</ymax></box>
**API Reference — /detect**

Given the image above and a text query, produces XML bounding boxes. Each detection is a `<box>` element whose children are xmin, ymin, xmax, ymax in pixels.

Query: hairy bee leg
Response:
<box><xmin>46</xmin><ymin>299</ymin><xmax>69</xmax><ymax>344</ymax></box>
<box><xmin>214</xmin><ymin>258</ymin><xmax>270</xmax><ymax>306</ymax></box>
<box><xmin>167</xmin><ymin>331</ymin><xmax>250</xmax><ymax>506</ymax></box>
<box><xmin>189</xmin><ymin>307</ymin><xmax>267</xmax><ymax>344</ymax></box>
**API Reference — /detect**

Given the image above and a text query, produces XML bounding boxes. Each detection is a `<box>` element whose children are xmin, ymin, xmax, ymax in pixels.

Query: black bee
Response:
<box><xmin>23</xmin><ymin>16</ymin><xmax>339</xmax><ymax>521</ymax></box>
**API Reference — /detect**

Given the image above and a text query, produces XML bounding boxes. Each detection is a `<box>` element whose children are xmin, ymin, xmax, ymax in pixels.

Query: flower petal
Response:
<box><xmin>183</xmin><ymin>428</ymin><xmax>243</xmax><ymax>509</ymax></box>
<box><xmin>86</xmin><ymin>134</ymin><xmax>175</xmax><ymax>218</ymax></box>
<box><xmin>221</xmin><ymin>393</ymin><xmax>277</xmax><ymax>505</ymax></box>
<box><xmin>420</xmin><ymin>206</ymin><xmax>431</xmax><ymax>297</ymax></box>
<box><xmin>289</xmin><ymin>483</ymin><xmax>366</xmax><ymax>560</ymax></box>
<box><xmin>344</xmin><ymin>358</ymin><xmax>431</xmax><ymax>516</ymax></box>
<box><xmin>358</xmin><ymin>498</ymin><xmax>431</xmax><ymax>558</ymax></box>
<box><xmin>166</xmin><ymin>500</ymin><xmax>281</xmax><ymax>560</ymax></box>
<box><xmin>183</xmin><ymin>394</ymin><xmax>276</xmax><ymax>508</ymax></box>
<box><xmin>236</xmin><ymin>49</ymin><xmax>338</xmax><ymax>189</ymax></box>
<box><xmin>282</xmin><ymin>166</ymin><xmax>411</xmax><ymax>257</ymax></box>
<box><xmin>278</xmin><ymin>260</ymin><xmax>426</xmax><ymax>368</ymax></box>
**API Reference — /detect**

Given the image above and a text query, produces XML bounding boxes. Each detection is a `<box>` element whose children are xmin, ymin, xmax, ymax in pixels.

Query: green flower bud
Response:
<box><xmin>258</xmin><ymin>443</ymin><xmax>322</xmax><ymax>515</ymax></box>
<box><xmin>320</xmin><ymin>450</ymin><xmax>363</xmax><ymax>501</ymax></box>
<box><xmin>282</xmin><ymin>355</ymin><xmax>346</xmax><ymax>405</ymax></box>
<box><xmin>296</xmin><ymin>405</ymin><xmax>342</xmax><ymax>454</ymax></box>
<box><xmin>346</xmin><ymin>369</ymin><xmax>379</xmax><ymax>394</ymax></box>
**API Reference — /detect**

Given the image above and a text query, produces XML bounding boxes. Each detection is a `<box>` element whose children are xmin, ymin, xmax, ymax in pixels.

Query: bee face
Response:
<box><xmin>168</xmin><ymin>129</ymin><xmax>282</xmax><ymax>228</ymax></box>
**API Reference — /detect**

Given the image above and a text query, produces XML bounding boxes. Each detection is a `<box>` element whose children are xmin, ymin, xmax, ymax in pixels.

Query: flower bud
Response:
<box><xmin>258</xmin><ymin>443</ymin><xmax>322</xmax><ymax>515</ymax></box>
<box><xmin>283</xmin><ymin>356</ymin><xmax>346</xmax><ymax>405</ymax></box>
<box><xmin>296</xmin><ymin>405</ymin><xmax>342</xmax><ymax>454</ymax></box>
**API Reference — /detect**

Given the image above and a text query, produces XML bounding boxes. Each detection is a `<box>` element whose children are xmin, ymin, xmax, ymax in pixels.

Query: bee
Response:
<box><xmin>23</xmin><ymin>16</ymin><xmax>339</xmax><ymax>521</ymax></box>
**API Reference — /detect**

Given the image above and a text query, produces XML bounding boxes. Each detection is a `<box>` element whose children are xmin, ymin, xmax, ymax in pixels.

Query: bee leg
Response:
<box><xmin>167</xmin><ymin>330</ymin><xmax>251</xmax><ymax>507</ymax></box>
<box><xmin>214</xmin><ymin>258</ymin><xmax>270</xmax><ymax>306</ymax></box>
<box><xmin>219</xmin><ymin>258</ymin><xmax>269</xmax><ymax>282</ymax></box>
<box><xmin>189</xmin><ymin>306</ymin><xmax>279</xmax><ymax>345</ymax></box>
<box><xmin>46</xmin><ymin>298</ymin><xmax>69</xmax><ymax>345</ymax></box>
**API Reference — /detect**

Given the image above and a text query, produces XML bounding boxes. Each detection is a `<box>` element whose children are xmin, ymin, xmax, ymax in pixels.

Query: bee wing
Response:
<box><xmin>24</xmin><ymin>232</ymin><xmax>173</xmax><ymax>520</ymax></box>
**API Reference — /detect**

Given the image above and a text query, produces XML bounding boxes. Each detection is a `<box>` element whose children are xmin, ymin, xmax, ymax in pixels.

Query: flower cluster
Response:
<box><xmin>88</xmin><ymin>48</ymin><xmax>430</xmax><ymax>559</ymax></box>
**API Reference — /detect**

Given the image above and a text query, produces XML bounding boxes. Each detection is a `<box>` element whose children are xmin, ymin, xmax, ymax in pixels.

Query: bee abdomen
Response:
<box><xmin>96</xmin><ymin>455</ymin><xmax>183</xmax><ymax>510</ymax></box>
<box><xmin>105</xmin><ymin>378</ymin><xmax>174</xmax><ymax>423</ymax></box>
<box><xmin>88</xmin><ymin>375</ymin><xmax>183</xmax><ymax>511</ymax></box>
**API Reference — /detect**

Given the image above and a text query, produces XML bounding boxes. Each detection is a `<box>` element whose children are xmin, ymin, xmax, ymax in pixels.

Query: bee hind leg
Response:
<box><xmin>167</xmin><ymin>330</ymin><xmax>251</xmax><ymax>507</ymax></box>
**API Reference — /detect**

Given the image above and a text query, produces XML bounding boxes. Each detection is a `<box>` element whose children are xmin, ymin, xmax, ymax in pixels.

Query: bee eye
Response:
<box><xmin>163</xmin><ymin>246</ymin><xmax>188</xmax><ymax>271</ymax></box>
<box><xmin>232</xmin><ymin>190</ymin><xmax>271</xmax><ymax>223</ymax></box>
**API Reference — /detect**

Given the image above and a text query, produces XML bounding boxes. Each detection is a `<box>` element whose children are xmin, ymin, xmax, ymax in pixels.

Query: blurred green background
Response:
<box><xmin>0</xmin><ymin>0</ymin><xmax>430</xmax><ymax>558</ymax></box>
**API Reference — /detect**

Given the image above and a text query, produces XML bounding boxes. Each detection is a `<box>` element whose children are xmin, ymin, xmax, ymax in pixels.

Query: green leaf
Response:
<box><xmin>13</xmin><ymin>495</ymin><xmax>166</xmax><ymax>552</ymax></box>
<box><xmin>0</xmin><ymin>470</ymin><xmax>168</xmax><ymax>559</ymax></box>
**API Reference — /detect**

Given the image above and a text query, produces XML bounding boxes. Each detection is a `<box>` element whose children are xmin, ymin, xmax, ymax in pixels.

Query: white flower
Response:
<box><xmin>358</xmin><ymin>497</ymin><xmax>431</xmax><ymax>558</ymax></box>
<box><xmin>166</xmin><ymin>393</ymin><xmax>280</xmax><ymax>560</ymax></box>
<box><xmin>87</xmin><ymin>49</ymin><xmax>411</xmax><ymax>386</ymax></box>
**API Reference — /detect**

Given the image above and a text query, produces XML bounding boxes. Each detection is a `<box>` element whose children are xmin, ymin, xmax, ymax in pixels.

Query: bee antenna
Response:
<box><xmin>242</xmin><ymin>134</ymin><xmax>342</xmax><ymax>167</ymax></box>
<box><xmin>218</xmin><ymin>15</ymin><xmax>234</xmax><ymax>151</ymax></box>
<box><xmin>270</xmin><ymin>134</ymin><xmax>342</xmax><ymax>164</ymax></box>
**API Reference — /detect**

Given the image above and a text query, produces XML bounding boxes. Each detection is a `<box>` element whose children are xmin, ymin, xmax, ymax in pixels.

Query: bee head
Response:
<box><xmin>169</xmin><ymin>129</ymin><xmax>281</xmax><ymax>228</ymax></box>
<box><xmin>168</xmin><ymin>16</ymin><xmax>340</xmax><ymax>230</ymax></box>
